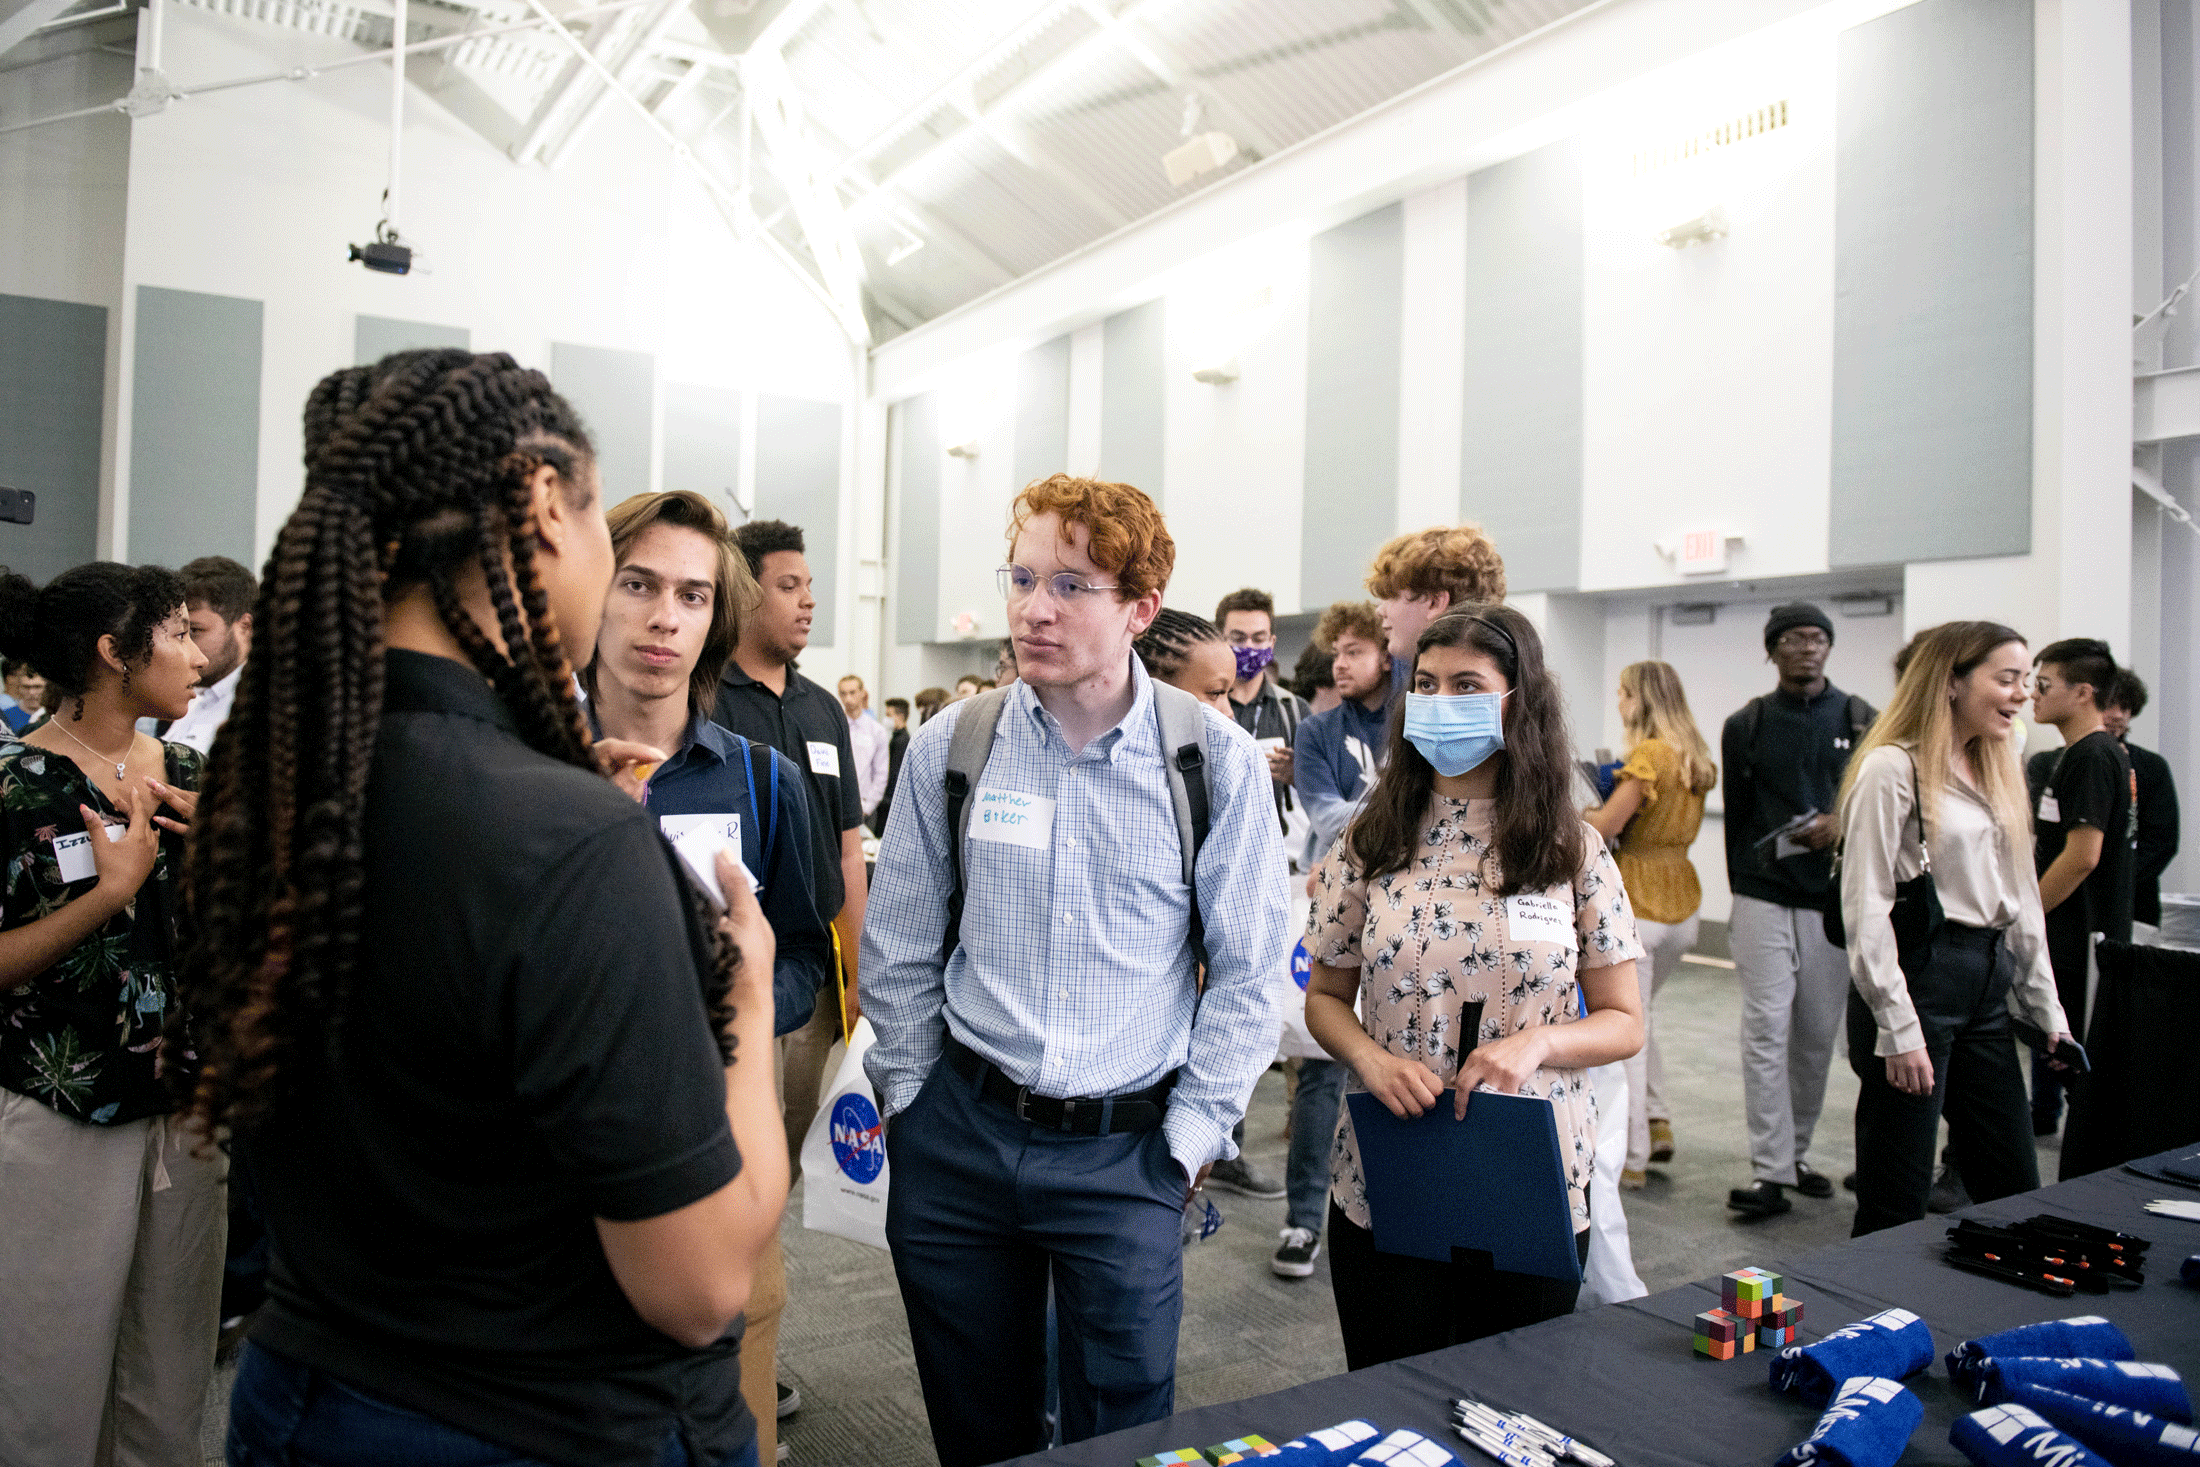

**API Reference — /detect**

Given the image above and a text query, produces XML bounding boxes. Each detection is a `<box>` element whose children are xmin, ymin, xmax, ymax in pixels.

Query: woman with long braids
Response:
<box><xmin>1303</xmin><ymin>607</ymin><xmax>1644</xmax><ymax>1367</ymax></box>
<box><xmin>0</xmin><ymin>561</ymin><xmax>217</xmax><ymax>1466</ymax></box>
<box><xmin>1133</xmin><ymin>607</ymin><xmax>1235</xmax><ymax>713</ymax></box>
<box><xmin>184</xmin><ymin>350</ymin><xmax>786</xmax><ymax>1467</ymax></box>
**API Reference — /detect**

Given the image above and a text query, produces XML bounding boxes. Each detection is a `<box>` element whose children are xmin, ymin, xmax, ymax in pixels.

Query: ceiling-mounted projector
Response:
<box><xmin>1163</xmin><ymin>131</ymin><xmax>1239</xmax><ymax>188</ymax></box>
<box><xmin>348</xmin><ymin>239</ymin><xmax>413</xmax><ymax>275</ymax></box>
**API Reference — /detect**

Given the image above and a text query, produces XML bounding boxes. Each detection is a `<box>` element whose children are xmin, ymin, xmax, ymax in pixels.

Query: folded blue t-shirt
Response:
<box><xmin>1773</xmin><ymin>1377</ymin><xmax>1922</xmax><ymax>1467</ymax></box>
<box><xmin>1977</xmin><ymin>1359</ymin><xmax>2192</xmax><ymax>1422</ymax></box>
<box><xmin>1953</xmin><ymin>1405</ymin><xmax>2110</xmax><ymax>1467</ymax></box>
<box><xmin>1771</xmin><ymin>1309</ymin><xmax>1935</xmax><ymax>1409</ymax></box>
<box><xmin>1350</xmin><ymin>1428</ymin><xmax>1460</xmax><ymax>1467</ymax></box>
<box><xmin>1947</xmin><ymin>1316</ymin><xmax>2135</xmax><ymax>1393</ymax></box>
<box><xmin>2012</xmin><ymin>1384</ymin><xmax>2200</xmax><ymax>1467</ymax></box>
<box><xmin>1270</xmin><ymin>1421</ymin><xmax>1381</xmax><ymax>1467</ymax></box>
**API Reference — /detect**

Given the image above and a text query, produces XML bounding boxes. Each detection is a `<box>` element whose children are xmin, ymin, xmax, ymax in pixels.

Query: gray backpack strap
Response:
<box><xmin>1151</xmin><ymin>683</ymin><xmax>1213</xmax><ymax>970</ymax></box>
<box><xmin>941</xmin><ymin>687</ymin><xmax>1012</xmax><ymax>964</ymax></box>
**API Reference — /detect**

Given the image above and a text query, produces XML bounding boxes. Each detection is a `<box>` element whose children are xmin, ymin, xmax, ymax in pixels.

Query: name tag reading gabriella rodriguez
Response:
<box><xmin>970</xmin><ymin>788</ymin><xmax>1054</xmax><ymax>851</ymax></box>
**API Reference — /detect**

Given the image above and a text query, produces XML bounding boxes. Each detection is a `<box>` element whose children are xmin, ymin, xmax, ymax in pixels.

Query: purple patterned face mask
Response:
<box><xmin>1232</xmin><ymin>644</ymin><xmax>1275</xmax><ymax>682</ymax></box>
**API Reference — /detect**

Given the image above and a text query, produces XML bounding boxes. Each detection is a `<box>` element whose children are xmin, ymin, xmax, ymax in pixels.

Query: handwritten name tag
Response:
<box><xmin>53</xmin><ymin>826</ymin><xmax>126</xmax><ymax>885</ymax></box>
<box><xmin>1504</xmin><ymin>892</ymin><xmax>1575</xmax><ymax>950</ymax></box>
<box><xmin>807</xmin><ymin>741</ymin><xmax>841</xmax><ymax>777</ymax></box>
<box><xmin>969</xmin><ymin>787</ymin><xmax>1054</xmax><ymax>850</ymax></box>
<box><xmin>660</xmin><ymin>813</ymin><xmax>758</xmax><ymax>909</ymax></box>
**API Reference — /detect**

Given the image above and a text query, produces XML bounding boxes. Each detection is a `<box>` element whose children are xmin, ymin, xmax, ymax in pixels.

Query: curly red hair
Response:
<box><xmin>1007</xmin><ymin>474</ymin><xmax>1175</xmax><ymax>602</ymax></box>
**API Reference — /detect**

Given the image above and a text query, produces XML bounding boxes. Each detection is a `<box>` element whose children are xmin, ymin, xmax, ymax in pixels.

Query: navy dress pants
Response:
<box><xmin>885</xmin><ymin>1057</ymin><xmax>1188</xmax><ymax>1467</ymax></box>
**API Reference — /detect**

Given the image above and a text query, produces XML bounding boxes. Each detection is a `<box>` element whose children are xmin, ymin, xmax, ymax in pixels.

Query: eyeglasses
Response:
<box><xmin>997</xmin><ymin>564</ymin><xmax>1120</xmax><ymax>604</ymax></box>
<box><xmin>1773</xmin><ymin>630</ymin><xmax>1831</xmax><ymax>652</ymax></box>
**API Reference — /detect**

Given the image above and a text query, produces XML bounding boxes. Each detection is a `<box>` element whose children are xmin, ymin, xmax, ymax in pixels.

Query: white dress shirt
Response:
<box><xmin>847</xmin><ymin>711</ymin><xmax>890</xmax><ymax>816</ymax></box>
<box><xmin>1839</xmin><ymin>743</ymin><xmax>2068</xmax><ymax>1056</ymax></box>
<box><xmin>162</xmin><ymin>664</ymin><xmax>242</xmax><ymax>755</ymax></box>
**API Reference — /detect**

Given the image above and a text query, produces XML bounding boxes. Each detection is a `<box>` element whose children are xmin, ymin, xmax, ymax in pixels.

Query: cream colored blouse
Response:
<box><xmin>1839</xmin><ymin>744</ymin><xmax>2067</xmax><ymax>1056</ymax></box>
<box><xmin>1307</xmin><ymin>795</ymin><xmax>1644</xmax><ymax>1234</ymax></box>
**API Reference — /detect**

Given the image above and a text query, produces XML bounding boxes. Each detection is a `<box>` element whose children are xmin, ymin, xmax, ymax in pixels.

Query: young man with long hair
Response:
<box><xmin>1303</xmin><ymin>607</ymin><xmax>1643</xmax><ymax>1367</ymax></box>
<box><xmin>180</xmin><ymin>351</ymin><xmax>786</xmax><ymax>1467</ymax></box>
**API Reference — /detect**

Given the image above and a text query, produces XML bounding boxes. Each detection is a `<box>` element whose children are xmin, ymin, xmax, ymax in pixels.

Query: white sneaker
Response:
<box><xmin>1271</xmin><ymin>1226</ymin><xmax>1320</xmax><ymax>1278</ymax></box>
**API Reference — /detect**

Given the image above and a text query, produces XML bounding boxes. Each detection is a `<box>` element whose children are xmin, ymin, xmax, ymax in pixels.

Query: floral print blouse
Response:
<box><xmin>0</xmin><ymin>739</ymin><xmax>202</xmax><ymax>1125</ymax></box>
<box><xmin>1308</xmin><ymin>795</ymin><xmax>1643</xmax><ymax>1233</ymax></box>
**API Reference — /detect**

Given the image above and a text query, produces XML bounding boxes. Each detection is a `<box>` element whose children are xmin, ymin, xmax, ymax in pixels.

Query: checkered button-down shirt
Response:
<box><xmin>860</xmin><ymin>656</ymin><xmax>1291</xmax><ymax>1175</ymax></box>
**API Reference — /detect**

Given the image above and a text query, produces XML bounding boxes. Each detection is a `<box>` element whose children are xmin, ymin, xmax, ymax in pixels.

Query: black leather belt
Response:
<box><xmin>942</xmin><ymin>1035</ymin><xmax>1175</xmax><ymax>1135</ymax></box>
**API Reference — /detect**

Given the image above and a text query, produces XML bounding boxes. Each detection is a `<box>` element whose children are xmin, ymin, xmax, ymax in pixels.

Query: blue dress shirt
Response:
<box><xmin>641</xmin><ymin>711</ymin><xmax>833</xmax><ymax>1037</ymax></box>
<box><xmin>860</xmin><ymin>656</ymin><xmax>1291</xmax><ymax>1177</ymax></box>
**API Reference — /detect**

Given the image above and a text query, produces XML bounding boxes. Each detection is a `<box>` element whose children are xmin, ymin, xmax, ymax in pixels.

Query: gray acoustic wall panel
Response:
<box><xmin>895</xmin><ymin>393</ymin><xmax>942</xmax><ymax>645</ymax></box>
<box><xmin>1830</xmin><ymin>0</ymin><xmax>2033</xmax><ymax>566</ymax></box>
<box><xmin>551</xmin><ymin>342</ymin><xmax>655</xmax><ymax>504</ymax></box>
<box><xmin>130</xmin><ymin>285</ymin><xmax>260</xmax><ymax>568</ymax></box>
<box><xmin>1100</xmin><ymin>298</ymin><xmax>1165</xmax><ymax>500</ymax></box>
<box><xmin>1460</xmin><ymin>138</ymin><xmax>1585</xmax><ymax>593</ymax></box>
<box><xmin>1302</xmin><ymin>202</ymin><xmax>1405</xmax><ymax>607</ymax></box>
<box><xmin>754</xmin><ymin>393</ymin><xmax>844</xmax><ymax>647</ymax></box>
<box><xmin>355</xmin><ymin>315</ymin><xmax>469</xmax><ymax>364</ymax></box>
<box><xmin>663</xmin><ymin>382</ymin><xmax>743</xmax><ymax>520</ymax></box>
<box><xmin>1013</xmin><ymin>333</ymin><xmax>1072</xmax><ymax>492</ymax></box>
<box><xmin>0</xmin><ymin>293</ymin><xmax>106</xmax><ymax>583</ymax></box>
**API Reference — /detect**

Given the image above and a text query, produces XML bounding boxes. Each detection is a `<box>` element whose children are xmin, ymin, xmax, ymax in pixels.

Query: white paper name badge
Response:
<box><xmin>969</xmin><ymin>787</ymin><xmax>1054</xmax><ymax>850</ymax></box>
<box><xmin>53</xmin><ymin>826</ymin><xmax>125</xmax><ymax>885</ymax></box>
<box><xmin>1504</xmin><ymin>893</ymin><xmax>1575</xmax><ymax>949</ymax></box>
<box><xmin>659</xmin><ymin>813</ymin><xmax>758</xmax><ymax>910</ymax></box>
<box><xmin>807</xmin><ymin>741</ymin><xmax>840</xmax><ymax>777</ymax></box>
<box><xmin>2038</xmin><ymin>791</ymin><xmax>2061</xmax><ymax>824</ymax></box>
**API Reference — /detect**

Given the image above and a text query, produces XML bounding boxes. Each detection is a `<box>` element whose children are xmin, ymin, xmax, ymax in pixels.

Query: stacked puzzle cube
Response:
<box><xmin>1693</xmin><ymin>1267</ymin><xmax>1804</xmax><ymax>1359</ymax></box>
<box><xmin>1133</xmin><ymin>1438</ymin><xmax>1280</xmax><ymax>1467</ymax></box>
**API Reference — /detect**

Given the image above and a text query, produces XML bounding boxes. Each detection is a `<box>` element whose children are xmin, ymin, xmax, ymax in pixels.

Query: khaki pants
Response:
<box><xmin>779</xmin><ymin>983</ymin><xmax>840</xmax><ymax>1178</ymax></box>
<box><xmin>736</xmin><ymin>1232</ymin><xmax>787</xmax><ymax>1464</ymax></box>
<box><xmin>0</xmin><ymin>1090</ymin><xmax>227</xmax><ymax>1467</ymax></box>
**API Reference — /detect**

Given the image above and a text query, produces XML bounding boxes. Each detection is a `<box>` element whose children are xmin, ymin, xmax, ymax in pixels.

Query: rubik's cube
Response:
<box><xmin>1694</xmin><ymin>1307</ymin><xmax>1754</xmax><ymax>1360</ymax></box>
<box><xmin>1757</xmin><ymin>1293</ymin><xmax>1805</xmax><ymax>1350</ymax></box>
<box><xmin>1135</xmin><ymin>1451</ymin><xmax>1205</xmax><ymax>1467</ymax></box>
<box><xmin>1721</xmin><ymin>1267</ymin><xmax>1784</xmax><ymax>1320</ymax></box>
<box><xmin>1202</xmin><ymin>1437</ymin><xmax>1281</xmax><ymax>1465</ymax></box>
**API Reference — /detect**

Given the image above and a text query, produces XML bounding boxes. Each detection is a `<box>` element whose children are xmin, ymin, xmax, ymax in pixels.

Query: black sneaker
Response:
<box><xmin>1792</xmin><ymin>1162</ymin><xmax>1834</xmax><ymax>1200</ymax></box>
<box><xmin>1272</xmin><ymin>1227</ymin><xmax>1320</xmax><ymax>1278</ymax></box>
<box><xmin>1206</xmin><ymin>1156</ymin><xmax>1287</xmax><ymax>1200</ymax></box>
<box><xmin>1926</xmin><ymin>1164</ymin><xmax>1971</xmax><ymax>1214</ymax></box>
<box><xmin>1727</xmin><ymin>1181</ymin><xmax>1792</xmax><ymax>1218</ymax></box>
<box><xmin>776</xmin><ymin>1381</ymin><xmax>800</xmax><ymax>1420</ymax></box>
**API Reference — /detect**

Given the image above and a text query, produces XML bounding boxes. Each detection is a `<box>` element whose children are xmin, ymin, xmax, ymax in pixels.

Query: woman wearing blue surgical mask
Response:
<box><xmin>1302</xmin><ymin>607</ymin><xmax>1645</xmax><ymax>1369</ymax></box>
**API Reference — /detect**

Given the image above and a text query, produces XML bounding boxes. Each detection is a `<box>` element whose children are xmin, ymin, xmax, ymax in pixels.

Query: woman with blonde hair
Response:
<box><xmin>1836</xmin><ymin>620</ymin><xmax>2076</xmax><ymax>1235</ymax></box>
<box><xmin>1586</xmin><ymin>660</ymin><xmax>1716</xmax><ymax>1184</ymax></box>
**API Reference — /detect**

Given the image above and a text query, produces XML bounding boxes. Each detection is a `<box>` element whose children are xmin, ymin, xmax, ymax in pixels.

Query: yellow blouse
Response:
<box><xmin>1612</xmin><ymin>738</ymin><xmax>1708</xmax><ymax>925</ymax></box>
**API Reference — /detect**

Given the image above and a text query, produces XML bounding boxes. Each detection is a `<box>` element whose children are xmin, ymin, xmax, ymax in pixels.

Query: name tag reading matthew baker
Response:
<box><xmin>970</xmin><ymin>787</ymin><xmax>1054</xmax><ymax>850</ymax></box>
<box><xmin>1504</xmin><ymin>893</ymin><xmax>1575</xmax><ymax>949</ymax></box>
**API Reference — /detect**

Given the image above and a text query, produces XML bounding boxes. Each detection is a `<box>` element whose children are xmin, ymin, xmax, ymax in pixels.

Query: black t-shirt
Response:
<box><xmin>2028</xmin><ymin>730</ymin><xmax>2137</xmax><ymax>968</ymax></box>
<box><xmin>247</xmin><ymin>651</ymin><xmax>749</xmax><ymax>1467</ymax></box>
<box><xmin>711</xmin><ymin>660</ymin><xmax>861</xmax><ymax>918</ymax></box>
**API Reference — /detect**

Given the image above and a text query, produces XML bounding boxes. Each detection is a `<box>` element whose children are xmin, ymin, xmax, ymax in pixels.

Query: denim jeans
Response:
<box><xmin>226</xmin><ymin>1343</ymin><xmax>758</xmax><ymax>1467</ymax></box>
<box><xmin>1285</xmin><ymin>1058</ymin><xmax>1346</xmax><ymax>1233</ymax></box>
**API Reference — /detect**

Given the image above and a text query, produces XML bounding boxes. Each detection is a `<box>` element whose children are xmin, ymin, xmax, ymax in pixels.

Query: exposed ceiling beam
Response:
<box><xmin>1069</xmin><ymin>0</ymin><xmax>1279</xmax><ymax>158</ymax></box>
<box><xmin>543</xmin><ymin>0</ymin><xmax>694</xmax><ymax>167</ymax></box>
<box><xmin>865</xmin><ymin>190</ymin><xmax>1017</xmax><ymax>286</ymax></box>
<box><xmin>746</xmin><ymin>0</ymin><xmax>823</xmax><ymax>54</ymax></box>
<box><xmin>510</xmin><ymin>6</ymin><xmax>643</xmax><ymax>162</ymax></box>
<box><xmin>744</xmin><ymin>43</ymin><xmax>872</xmax><ymax>342</ymax></box>
<box><xmin>0</xmin><ymin>0</ymin><xmax>89</xmax><ymax>59</ymax></box>
<box><xmin>962</xmin><ymin>104</ymin><xmax>1130</xmax><ymax>229</ymax></box>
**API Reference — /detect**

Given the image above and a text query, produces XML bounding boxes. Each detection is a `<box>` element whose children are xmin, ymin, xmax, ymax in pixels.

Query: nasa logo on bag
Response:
<box><xmin>830</xmin><ymin>1092</ymin><xmax>886</xmax><ymax>1184</ymax></box>
<box><xmin>1291</xmin><ymin>939</ymin><xmax>1313</xmax><ymax>992</ymax></box>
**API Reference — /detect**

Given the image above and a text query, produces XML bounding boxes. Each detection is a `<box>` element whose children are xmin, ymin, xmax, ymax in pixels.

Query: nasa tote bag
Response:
<box><xmin>800</xmin><ymin>1017</ymin><xmax>891</xmax><ymax>1252</ymax></box>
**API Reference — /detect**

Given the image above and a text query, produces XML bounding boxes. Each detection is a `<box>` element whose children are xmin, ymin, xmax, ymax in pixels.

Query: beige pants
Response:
<box><xmin>779</xmin><ymin>985</ymin><xmax>840</xmax><ymax>1178</ymax></box>
<box><xmin>0</xmin><ymin>1090</ymin><xmax>227</xmax><ymax>1467</ymax></box>
<box><xmin>736</xmin><ymin>1232</ymin><xmax>788</xmax><ymax>1464</ymax></box>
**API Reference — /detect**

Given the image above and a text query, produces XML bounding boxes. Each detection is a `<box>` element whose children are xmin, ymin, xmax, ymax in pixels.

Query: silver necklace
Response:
<box><xmin>54</xmin><ymin>721</ymin><xmax>130</xmax><ymax>782</ymax></box>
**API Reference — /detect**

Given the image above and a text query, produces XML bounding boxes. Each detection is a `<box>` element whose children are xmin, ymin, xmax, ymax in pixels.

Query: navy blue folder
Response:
<box><xmin>1344</xmin><ymin>1089</ymin><xmax>1581</xmax><ymax>1282</ymax></box>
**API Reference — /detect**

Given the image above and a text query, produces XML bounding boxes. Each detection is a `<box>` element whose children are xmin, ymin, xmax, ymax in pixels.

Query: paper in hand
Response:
<box><xmin>1755</xmin><ymin>809</ymin><xmax>1821</xmax><ymax>862</ymax></box>
<box><xmin>660</xmin><ymin>814</ymin><xmax>758</xmax><ymax>912</ymax></box>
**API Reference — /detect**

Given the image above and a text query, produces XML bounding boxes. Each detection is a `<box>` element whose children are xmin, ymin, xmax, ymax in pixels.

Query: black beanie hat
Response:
<box><xmin>1763</xmin><ymin>602</ymin><xmax>1834</xmax><ymax>653</ymax></box>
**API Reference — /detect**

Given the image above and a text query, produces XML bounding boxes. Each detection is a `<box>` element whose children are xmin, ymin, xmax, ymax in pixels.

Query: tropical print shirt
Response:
<box><xmin>1307</xmin><ymin>795</ymin><xmax>1643</xmax><ymax>1233</ymax></box>
<box><xmin>0</xmin><ymin>739</ymin><xmax>202</xmax><ymax>1124</ymax></box>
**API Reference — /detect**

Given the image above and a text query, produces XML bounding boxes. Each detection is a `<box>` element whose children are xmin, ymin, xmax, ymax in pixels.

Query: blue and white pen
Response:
<box><xmin>1452</xmin><ymin>1419</ymin><xmax>1557</xmax><ymax>1467</ymax></box>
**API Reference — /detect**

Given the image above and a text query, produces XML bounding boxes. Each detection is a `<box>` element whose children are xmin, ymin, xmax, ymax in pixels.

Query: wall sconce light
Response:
<box><xmin>1656</xmin><ymin>206</ymin><xmax>1729</xmax><ymax>249</ymax></box>
<box><xmin>1191</xmin><ymin>359</ymin><xmax>1240</xmax><ymax>385</ymax></box>
<box><xmin>946</xmin><ymin>441</ymin><xmax>980</xmax><ymax>459</ymax></box>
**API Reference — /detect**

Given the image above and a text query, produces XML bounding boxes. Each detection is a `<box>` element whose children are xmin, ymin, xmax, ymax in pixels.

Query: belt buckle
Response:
<box><xmin>1013</xmin><ymin>1086</ymin><xmax>1036</xmax><ymax>1124</ymax></box>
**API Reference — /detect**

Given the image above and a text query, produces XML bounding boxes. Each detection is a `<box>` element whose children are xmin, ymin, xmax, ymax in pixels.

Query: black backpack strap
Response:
<box><xmin>941</xmin><ymin>688</ymin><xmax>1012</xmax><ymax>965</ymax></box>
<box><xmin>1846</xmin><ymin>694</ymin><xmax>1875</xmax><ymax>743</ymax></box>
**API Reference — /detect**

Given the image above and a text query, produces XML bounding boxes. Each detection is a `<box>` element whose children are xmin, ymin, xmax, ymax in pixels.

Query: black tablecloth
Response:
<box><xmin>1002</xmin><ymin>1151</ymin><xmax>2200</xmax><ymax>1467</ymax></box>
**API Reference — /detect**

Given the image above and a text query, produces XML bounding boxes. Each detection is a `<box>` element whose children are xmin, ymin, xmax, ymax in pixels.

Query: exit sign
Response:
<box><xmin>1679</xmin><ymin>529</ymin><xmax>1730</xmax><ymax>575</ymax></box>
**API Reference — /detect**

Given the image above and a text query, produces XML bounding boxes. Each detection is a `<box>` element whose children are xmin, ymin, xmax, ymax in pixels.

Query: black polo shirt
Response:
<box><xmin>2027</xmin><ymin>731</ymin><xmax>2137</xmax><ymax>979</ymax></box>
<box><xmin>1720</xmin><ymin>682</ymin><xmax>1873</xmax><ymax>911</ymax></box>
<box><xmin>712</xmin><ymin>659</ymin><xmax>860</xmax><ymax>919</ymax></box>
<box><xmin>247</xmin><ymin>650</ymin><xmax>749</xmax><ymax>1467</ymax></box>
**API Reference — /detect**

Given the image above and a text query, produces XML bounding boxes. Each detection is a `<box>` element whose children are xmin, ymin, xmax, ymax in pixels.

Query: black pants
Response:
<box><xmin>1848</xmin><ymin>922</ymin><xmax>2038</xmax><ymax>1237</ymax></box>
<box><xmin>1326</xmin><ymin>1201</ymin><xmax>1588</xmax><ymax>1371</ymax></box>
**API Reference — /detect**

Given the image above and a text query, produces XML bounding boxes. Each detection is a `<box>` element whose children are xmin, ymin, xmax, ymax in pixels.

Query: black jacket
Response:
<box><xmin>1721</xmin><ymin>684</ymin><xmax>1875</xmax><ymax>911</ymax></box>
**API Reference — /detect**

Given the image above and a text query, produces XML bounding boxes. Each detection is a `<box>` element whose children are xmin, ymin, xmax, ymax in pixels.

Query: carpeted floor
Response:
<box><xmin>201</xmin><ymin>957</ymin><xmax>2057</xmax><ymax>1465</ymax></box>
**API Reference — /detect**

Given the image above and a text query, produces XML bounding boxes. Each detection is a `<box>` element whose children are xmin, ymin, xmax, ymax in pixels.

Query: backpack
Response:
<box><xmin>941</xmin><ymin>684</ymin><xmax>1214</xmax><ymax>968</ymax></box>
<box><xmin>731</xmin><ymin>733</ymin><xmax>782</xmax><ymax>889</ymax></box>
<box><xmin>1736</xmin><ymin>691</ymin><xmax>1876</xmax><ymax>754</ymax></box>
